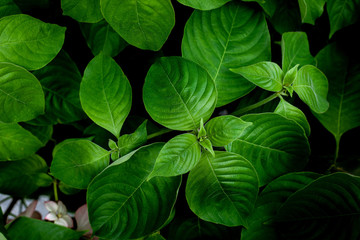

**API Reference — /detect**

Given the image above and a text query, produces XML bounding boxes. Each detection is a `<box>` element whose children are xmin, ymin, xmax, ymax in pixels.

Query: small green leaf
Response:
<box><xmin>108</xmin><ymin>139</ymin><xmax>117</xmax><ymax>150</ymax></box>
<box><xmin>176</xmin><ymin>0</ymin><xmax>231</xmax><ymax>10</ymax></box>
<box><xmin>101</xmin><ymin>0</ymin><xmax>175</xmax><ymax>51</ymax></box>
<box><xmin>197</xmin><ymin>118</ymin><xmax>206</xmax><ymax>139</ymax></box>
<box><xmin>118</xmin><ymin>120</ymin><xmax>147</xmax><ymax>156</ymax></box>
<box><xmin>230</xmin><ymin>61</ymin><xmax>283</xmax><ymax>92</ymax></box>
<box><xmin>199</xmin><ymin>138</ymin><xmax>215</xmax><ymax>157</ymax></box>
<box><xmin>0</xmin><ymin>0</ymin><xmax>21</xmax><ymax>18</ymax></box>
<box><xmin>0</xmin><ymin>62</ymin><xmax>45</xmax><ymax>123</ymax></box>
<box><xmin>148</xmin><ymin>133</ymin><xmax>201</xmax><ymax>179</ymax></box>
<box><xmin>293</xmin><ymin>65</ymin><xmax>329</xmax><ymax>113</ymax></box>
<box><xmin>0</xmin><ymin>14</ymin><xmax>66</xmax><ymax>70</ymax></box>
<box><xmin>283</xmin><ymin>64</ymin><xmax>299</xmax><ymax>86</ymax></box>
<box><xmin>205</xmin><ymin>115</ymin><xmax>252</xmax><ymax>147</ymax></box>
<box><xmin>298</xmin><ymin>0</ymin><xmax>326</xmax><ymax>25</ymax></box>
<box><xmin>186</xmin><ymin>151</ymin><xmax>259</xmax><ymax>227</ymax></box>
<box><xmin>61</xmin><ymin>0</ymin><xmax>103</xmax><ymax>23</ymax></box>
<box><xmin>80</xmin><ymin>52</ymin><xmax>132</xmax><ymax>138</ymax></box>
<box><xmin>51</xmin><ymin>139</ymin><xmax>110</xmax><ymax>189</ymax></box>
<box><xmin>143</xmin><ymin>57</ymin><xmax>217</xmax><ymax>131</ymax></box>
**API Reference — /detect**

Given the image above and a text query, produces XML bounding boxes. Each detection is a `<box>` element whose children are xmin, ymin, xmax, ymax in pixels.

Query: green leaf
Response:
<box><xmin>101</xmin><ymin>0</ymin><xmax>175</xmax><ymax>51</ymax></box>
<box><xmin>87</xmin><ymin>143</ymin><xmax>181</xmax><ymax>239</ymax></box>
<box><xmin>269</xmin><ymin>0</ymin><xmax>301</xmax><ymax>34</ymax></box>
<box><xmin>293</xmin><ymin>65</ymin><xmax>329</xmax><ymax>113</ymax></box>
<box><xmin>245</xmin><ymin>0</ymin><xmax>277</xmax><ymax>17</ymax></box>
<box><xmin>0</xmin><ymin>62</ymin><xmax>45</xmax><ymax>123</ymax></box>
<box><xmin>327</xmin><ymin>0</ymin><xmax>360</xmax><ymax>38</ymax></box>
<box><xmin>118</xmin><ymin>120</ymin><xmax>147</xmax><ymax>156</ymax></box>
<box><xmin>58</xmin><ymin>181</ymin><xmax>81</xmax><ymax>195</ymax></box>
<box><xmin>298</xmin><ymin>0</ymin><xmax>326</xmax><ymax>25</ymax></box>
<box><xmin>281</xmin><ymin>32</ymin><xmax>316</xmax><ymax>73</ymax></box>
<box><xmin>205</xmin><ymin>115</ymin><xmax>252</xmax><ymax>147</ymax></box>
<box><xmin>314</xmin><ymin>43</ymin><xmax>360</xmax><ymax>142</ymax></box>
<box><xmin>61</xmin><ymin>0</ymin><xmax>102</xmax><ymax>23</ymax></box>
<box><xmin>182</xmin><ymin>2</ymin><xmax>271</xmax><ymax>106</ymax></box>
<box><xmin>230</xmin><ymin>62</ymin><xmax>283</xmax><ymax>92</ymax></box>
<box><xmin>186</xmin><ymin>151</ymin><xmax>258</xmax><ymax>227</ymax></box>
<box><xmin>0</xmin><ymin>123</ymin><xmax>43</xmax><ymax>161</ymax></box>
<box><xmin>7</xmin><ymin>217</ymin><xmax>83</xmax><ymax>240</ymax></box>
<box><xmin>274</xmin><ymin>173</ymin><xmax>360</xmax><ymax>240</ymax></box>
<box><xmin>197</xmin><ymin>118</ymin><xmax>206</xmax><ymax>139</ymax></box>
<box><xmin>143</xmin><ymin>57</ymin><xmax>217</xmax><ymax>131</ymax></box>
<box><xmin>199</xmin><ymin>138</ymin><xmax>215</xmax><ymax>157</ymax></box>
<box><xmin>242</xmin><ymin>172</ymin><xmax>321</xmax><ymax>240</ymax></box>
<box><xmin>0</xmin><ymin>155</ymin><xmax>50</xmax><ymax>197</ymax></box>
<box><xmin>80</xmin><ymin>52</ymin><xmax>132</xmax><ymax>138</ymax></box>
<box><xmin>176</xmin><ymin>0</ymin><xmax>231</xmax><ymax>10</ymax></box>
<box><xmin>283</xmin><ymin>64</ymin><xmax>299</xmax><ymax>87</ymax></box>
<box><xmin>148</xmin><ymin>133</ymin><xmax>201</xmax><ymax>179</ymax></box>
<box><xmin>21</xmin><ymin>123</ymin><xmax>53</xmax><ymax>145</ymax></box>
<box><xmin>80</xmin><ymin>20</ymin><xmax>128</xmax><ymax>57</ymax></box>
<box><xmin>0</xmin><ymin>0</ymin><xmax>21</xmax><ymax>18</ymax></box>
<box><xmin>226</xmin><ymin>113</ymin><xmax>310</xmax><ymax>186</ymax></box>
<box><xmin>0</xmin><ymin>14</ymin><xmax>66</xmax><ymax>70</ymax></box>
<box><xmin>51</xmin><ymin>139</ymin><xmax>110</xmax><ymax>189</ymax></box>
<box><xmin>0</xmin><ymin>208</ymin><xmax>7</xmax><ymax>239</ymax></box>
<box><xmin>275</xmin><ymin>98</ymin><xmax>311</xmax><ymax>136</ymax></box>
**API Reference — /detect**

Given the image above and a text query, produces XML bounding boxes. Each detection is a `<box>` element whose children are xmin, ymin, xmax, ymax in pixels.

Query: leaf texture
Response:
<box><xmin>61</xmin><ymin>0</ymin><xmax>103</xmax><ymax>23</ymax></box>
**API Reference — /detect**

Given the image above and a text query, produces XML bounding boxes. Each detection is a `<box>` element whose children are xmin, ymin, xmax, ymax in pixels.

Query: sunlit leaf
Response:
<box><xmin>298</xmin><ymin>0</ymin><xmax>326</xmax><ymax>25</ymax></box>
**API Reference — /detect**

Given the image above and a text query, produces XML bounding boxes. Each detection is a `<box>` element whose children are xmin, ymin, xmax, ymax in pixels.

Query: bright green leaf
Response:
<box><xmin>186</xmin><ymin>151</ymin><xmax>259</xmax><ymax>227</ymax></box>
<box><xmin>197</xmin><ymin>118</ymin><xmax>206</xmax><ymax>139</ymax></box>
<box><xmin>51</xmin><ymin>139</ymin><xmax>110</xmax><ymax>189</ymax></box>
<box><xmin>101</xmin><ymin>0</ymin><xmax>175</xmax><ymax>51</ymax></box>
<box><xmin>0</xmin><ymin>0</ymin><xmax>21</xmax><ymax>18</ymax></box>
<box><xmin>298</xmin><ymin>0</ymin><xmax>326</xmax><ymax>25</ymax></box>
<box><xmin>205</xmin><ymin>115</ymin><xmax>252</xmax><ymax>147</ymax></box>
<box><xmin>226</xmin><ymin>113</ymin><xmax>310</xmax><ymax>186</ymax></box>
<box><xmin>148</xmin><ymin>133</ymin><xmax>201</xmax><ymax>179</ymax></box>
<box><xmin>87</xmin><ymin>143</ymin><xmax>181</xmax><ymax>239</ymax></box>
<box><xmin>0</xmin><ymin>14</ymin><xmax>66</xmax><ymax>70</ymax></box>
<box><xmin>118</xmin><ymin>120</ymin><xmax>147</xmax><ymax>156</ymax></box>
<box><xmin>230</xmin><ymin>61</ymin><xmax>283</xmax><ymax>92</ymax></box>
<box><xmin>80</xmin><ymin>52</ymin><xmax>132</xmax><ymax>138</ymax></box>
<box><xmin>182</xmin><ymin>2</ymin><xmax>271</xmax><ymax>106</ymax></box>
<box><xmin>293</xmin><ymin>65</ymin><xmax>329</xmax><ymax>113</ymax></box>
<box><xmin>0</xmin><ymin>62</ymin><xmax>45</xmax><ymax>123</ymax></box>
<box><xmin>199</xmin><ymin>138</ymin><xmax>215</xmax><ymax>157</ymax></box>
<box><xmin>61</xmin><ymin>0</ymin><xmax>102</xmax><ymax>23</ymax></box>
<box><xmin>0</xmin><ymin>123</ymin><xmax>43</xmax><ymax>161</ymax></box>
<box><xmin>283</xmin><ymin>64</ymin><xmax>299</xmax><ymax>86</ymax></box>
<box><xmin>143</xmin><ymin>57</ymin><xmax>217</xmax><ymax>131</ymax></box>
<box><xmin>176</xmin><ymin>0</ymin><xmax>231</xmax><ymax>10</ymax></box>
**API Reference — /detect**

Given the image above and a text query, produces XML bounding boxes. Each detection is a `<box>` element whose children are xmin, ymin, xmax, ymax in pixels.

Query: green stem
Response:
<box><xmin>53</xmin><ymin>180</ymin><xmax>59</xmax><ymax>202</ymax></box>
<box><xmin>232</xmin><ymin>92</ymin><xmax>280</xmax><ymax>116</ymax></box>
<box><xmin>147</xmin><ymin>128</ymin><xmax>173</xmax><ymax>140</ymax></box>
<box><xmin>328</xmin><ymin>135</ymin><xmax>341</xmax><ymax>172</ymax></box>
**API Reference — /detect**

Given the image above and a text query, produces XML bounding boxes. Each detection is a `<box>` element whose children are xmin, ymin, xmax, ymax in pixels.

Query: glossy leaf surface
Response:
<box><xmin>176</xmin><ymin>0</ymin><xmax>231</xmax><ymax>10</ymax></box>
<box><xmin>118</xmin><ymin>120</ymin><xmax>147</xmax><ymax>156</ymax></box>
<box><xmin>0</xmin><ymin>14</ymin><xmax>65</xmax><ymax>70</ymax></box>
<box><xmin>0</xmin><ymin>62</ymin><xmax>44</xmax><ymax>123</ymax></box>
<box><xmin>61</xmin><ymin>0</ymin><xmax>102</xmax><ymax>23</ymax></box>
<box><xmin>143</xmin><ymin>57</ymin><xmax>217</xmax><ymax>131</ymax></box>
<box><xmin>182</xmin><ymin>2</ymin><xmax>271</xmax><ymax>106</ymax></box>
<box><xmin>298</xmin><ymin>0</ymin><xmax>326</xmax><ymax>25</ymax></box>
<box><xmin>101</xmin><ymin>0</ymin><xmax>175</xmax><ymax>51</ymax></box>
<box><xmin>80</xmin><ymin>53</ymin><xmax>132</xmax><ymax>138</ymax></box>
<box><xmin>186</xmin><ymin>151</ymin><xmax>258</xmax><ymax>227</ymax></box>
<box><xmin>87</xmin><ymin>143</ymin><xmax>181</xmax><ymax>239</ymax></box>
<box><xmin>227</xmin><ymin>113</ymin><xmax>310</xmax><ymax>186</ymax></box>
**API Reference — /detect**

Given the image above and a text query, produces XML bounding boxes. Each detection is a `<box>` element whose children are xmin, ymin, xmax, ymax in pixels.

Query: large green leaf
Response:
<box><xmin>148</xmin><ymin>133</ymin><xmax>201</xmax><ymax>179</ymax></box>
<box><xmin>0</xmin><ymin>155</ymin><xmax>52</xmax><ymax>197</ymax></box>
<box><xmin>298</xmin><ymin>0</ymin><xmax>326</xmax><ymax>24</ymax></box>
<box><xmin>80</xmin><ymin>53</ymin><xmax>132</xmax><ymax>138</ymax></box>
<box><xmin>87</xmin><ymin>143</ymin><xmax>181</xmax><ymax>239</ymax></box>
<box><xmin>80</xmin><ymin>20</ymin><xmax>128</xmax><ymax>57</ymax></box>
<box><xmin>7</xmin><ymin>217</ymin><xmax>83</xmax><ymax>240</ymax></box>
<box><xmin>230</xmin><ymin>61</ymin><xmax>283</xmax><ymax>92</ymax></box>
<box><xmin>0</xmin><ymin>123</ymin><xmax>43</xmax><ymax>161</ymax></box>
<box><xmin>143</xmin><ymin>57</ymin><xmax>217</xmax><ymax>131</ymax></box>
<box><xmin>182</xmin><ymin>2</ymin><xmax>271</xmax><ymax>107</ymax></box>
<box><xmin>293</xmin><ymin>65</ymin><xmax>329</xmax><ymax>113</ymax></box>
<box><xmin>31</xmin><ymin>50</ymin><xmax>85</xmax><ymax>125</ymax></box>
<box><xmin>61</xmin><ymin>0</ymin><xmax>102</xmax><ymax>23</ymax></box>
<box><xmin>241</xmin><ymin>172</ymin><xmax>321</xmax><ymax>240</ymax></box>
<box><xmin>275</xmin><ymin>173</ymin><xmax>360</xmax><ymax>240</ymax></box>
<box><xmin>269</xmin><ymin>0</ymin><xmax>302</xmax><ymax>34</ymax></box>
<box><xmin>0</xmin><ymin>14</ymin><xmax>65</xmax><ymax>70</ymax></box>
<box><xmin>281</xmin><ymin>32</ymin><xmax>315</xmax><ymax>73</ymax></box>
<box><xmin>0</xmin><ymin>62</ymin><xmax>44</xmax><ymax>123</ymax></box>
<box><xmin>51</xmin><ymin>139</ymin><xmax>110</xmax><ymax>189</ymax></box>
<box><xmin>0</xmin><ymin>0</ymin><xmax>20</xmax><ymax>18</ymax></box>
<box><xmin>327</xmin><ymin>0</ymin><xmax>360</xmax><ymax>38</ymax></box>
<box><xmin>205</xmin><ymin>115</ymin><xmax>252</xmax><ymax>147</ymax></box>
<box><xmin>101</xmin><ymin>0</ymin><xmax>175</xmax><ymax>51</ymax></box>
<box><xmin>176</xmin><ymin>0</ymin><xmax>231</xmax><ymax>10</ymax></box>
<box><xmin>226</xmin><ymin>113</ymin><xmax>310</xmax><ymax>186</ymax></box>
<box><xmin>186</xmin><ymin>151</ymin><xmax>258</xmax><ymax>227</ymax></box>
<box><xmin>314</xmin><ymin>43</ymin><xmax>360</xmax><ymax>143</ymax></box>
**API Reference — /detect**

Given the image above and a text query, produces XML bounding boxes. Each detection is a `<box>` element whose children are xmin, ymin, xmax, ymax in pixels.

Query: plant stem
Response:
<box><xmin>232</xmin><ymin>92</ymin><xmax>280</xmax><ymax>116</ymax></box>
<box><xmin>53</xmin><ymin>179</ymin><xmax>59</xmax><ymax>202</ymax></box>
<box><xmin>3</xmin><ymin>198</ymin><xmax>19</xmax><ymax>224</ymax></box>
<box><xmin>328</xmin><ymin>135</ymin><xmax>341</xmax><ymax>172</ymax></box>
<box><xmin>147</xmin><ymin>128</ymin><xmax>173</xmax><ymax>140</ymax></box>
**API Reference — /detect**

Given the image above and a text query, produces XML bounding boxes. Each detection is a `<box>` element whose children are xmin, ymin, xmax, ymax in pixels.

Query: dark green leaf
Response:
<box><xmin>61</xmin><ymin>0</ymin><xmax>102</xmax><ymax>23</ymax></box>
<box><xmin>58</xmin><ymin>181</ymin><xmax>81</xmax><ymax>195</ymax></box>
<box><xmin>0</xmin><ymin>208</ymin><xmax>7</xmax><ymax>239</ymax></box>
<box><xmin>0</xmin><ymin>0</ymin><xmax>21</xmax><ymax>18</ymax></box>
<box><xmin>21</xmin><ymin>123</ymin><xmax>53</xmax><ymax>145</ymax></box>
<box><xmin>118</xmin><ymin>120</ymin><xmax>147</xmax><ymax>156</ymax></box>
<box><xmin>269</xmin><ymin>0</ymin><xmax>301</xmax><ymax>34</ymax></box>
<box><xmin>298</xmin><ymin>0</ymin><xmax>326</xmax><ymax>24</ymax></box>
<box><xmin>176</xmin><ymin>0</ymin><xmax>231</xmax><ymax>10</ymax></box>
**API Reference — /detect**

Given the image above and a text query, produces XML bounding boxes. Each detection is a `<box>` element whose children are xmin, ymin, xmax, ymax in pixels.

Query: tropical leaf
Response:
<box><xmin>61</xmin><ymin>0</ymin><xmax>102</xmax><ymax>23</ymax></box>
<box><xmin>226</xmin><ymin>113</ymin><xmax>310</xmax><ymax>186</ymax></box>
<box><xmin>176</xmin><ymin>0</ymin><xmax>231</xmax><ymax>10</ymax></box>
<box><xmin>80</xmin><ymin>52</ymin><xmax>132</xmax><ymax>138</ymax></box>
<box><xmin>298</xmin><ymin>0</ymin><xmax>326</xmax><ymax>25</ymax></box>
<box><xmin>118</xmin><ymin>120</ymin><xmax>147</xmax><ymax>156</ymax></box>
<box><xmin>182</xmin><ymin>1</ymin><xmax>271</xmax><ymax>106</ymax></box>
<box><xmin>0</xmin><ymin>0</ymin><xmax>21</xmax><ymax>18</ymax></box>
<box><xmin>143</xmin><ymin>57</ymin><xmax>217</xmax><ymax>131</ymax></box>
<box><xmin>186</xmin><ymin>151</ymin><xmax>258</xmax><ymax>227</ymax></box>
<box><xmin>0</xmin><ymin>14</ymin><xmax>65</xmax><ymax>70</ymax></box>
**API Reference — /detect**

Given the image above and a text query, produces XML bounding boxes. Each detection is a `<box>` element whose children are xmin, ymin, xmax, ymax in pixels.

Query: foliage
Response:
<box><xmin>0</xmin><ymin>0</ymin><xmax>359</xmax><ymax>239</ymax></box>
